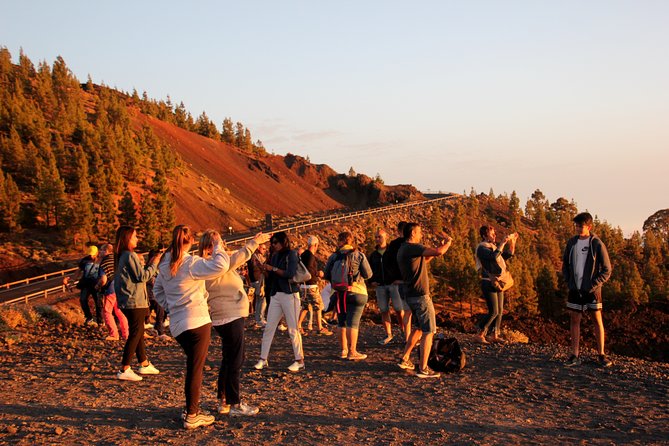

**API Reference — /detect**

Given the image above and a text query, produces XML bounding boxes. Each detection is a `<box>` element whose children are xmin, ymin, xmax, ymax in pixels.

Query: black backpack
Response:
<box><xmin>428</xmin><ymin>335</ymin><xmax>466</xmax><ymax>373</ymax></box>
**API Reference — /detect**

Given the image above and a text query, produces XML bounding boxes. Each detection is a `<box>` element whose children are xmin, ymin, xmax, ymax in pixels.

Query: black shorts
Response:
<box><xmin>566</xmin><ymin>289</ymin><xmax>602</xmax><ymax>312</ymax></box>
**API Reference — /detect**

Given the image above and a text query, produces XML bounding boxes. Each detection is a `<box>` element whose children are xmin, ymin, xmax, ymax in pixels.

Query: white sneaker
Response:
<box><xmin>254</xmin><ymin>359</ymin><xmax>268</xmax><ymax>370</ymax></box>
<box><xmin>117</xmin><ymin>368</ymin><xmax>143</xmax><ymax>381</ymax></box>
<box><xmin>230</xmin><ymin>403</ymin><xmax>259</xmax><ymax>416</ymax></box>
<box><xmin>137</xmin><ymin>363</ymin><xmax>160</xmax><ymax>375</ymax></box>
<box><xmin>287</xmin><ymin>361</ymin><xmax>304</xmax><ymax>372</ymax></box>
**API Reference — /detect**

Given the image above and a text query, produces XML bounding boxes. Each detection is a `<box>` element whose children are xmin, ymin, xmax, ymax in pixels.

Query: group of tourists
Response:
<box><xmin>73</xmin><ymin>210</ymin><xmax>613</xmax><ymax>429</ymax></box>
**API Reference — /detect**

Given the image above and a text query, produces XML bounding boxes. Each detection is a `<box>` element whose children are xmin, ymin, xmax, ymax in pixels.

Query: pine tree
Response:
<box><xmin>139</xmin><ymin>194</ymin><xmax>160</xmax><ymax>250</ymax></box>
<box><xmin>118</xmin><ymin>187</ymin><xmax>138</xmax><ymax>227</ymax></box>
<box><xmin>221</xmin><ymin>118</ymin><xmax>235</xmax><ymax>144</ymax></box>
<box><xmin>35</xmin><ymin>154</ymin><xmax>67</xmax><ymax>227</ymax></box>
<box><xmin>152</xmin><ymin>169</ymin><xmax>175</xmax><ymax>246</ymax></box>
<box><xmin>97</xmin><ymin>185</ymin><xmax>117</xmax><ymax>241</ymax></box>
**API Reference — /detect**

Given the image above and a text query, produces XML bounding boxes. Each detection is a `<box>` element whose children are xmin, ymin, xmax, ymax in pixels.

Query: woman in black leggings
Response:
<box><xmin>114</xmin><ymin>226</ymin><xmax>160</xmax><ymax>382</ymax></box>
<box><xmin>153</xmin><ymin>225</ymin><xmax>230</xmax><ymax>430</ymax></box>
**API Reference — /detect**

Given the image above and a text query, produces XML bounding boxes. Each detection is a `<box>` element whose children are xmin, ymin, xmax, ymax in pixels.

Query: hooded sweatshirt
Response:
<box><xmin>153</xmin><ymin>244</ymin><xmax>229</xmax><ymax>338</ymax></box>
<box><xmin>562</xmin><ymin>234</ymin><xmax>612</xmax><ymax>293</ymax></box>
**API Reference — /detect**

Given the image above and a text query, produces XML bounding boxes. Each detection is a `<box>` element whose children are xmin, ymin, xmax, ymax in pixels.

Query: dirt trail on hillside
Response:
<box><xmin>1</xmin><ymin>305</ymin><xmax>668</xmax><ymax>445</ymax></box>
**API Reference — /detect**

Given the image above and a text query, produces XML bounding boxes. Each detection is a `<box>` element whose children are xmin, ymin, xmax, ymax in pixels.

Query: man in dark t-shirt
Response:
<box><xmin>397</xmin><ymin>222</ymin><xmax>452</xmax><ymax>379</ymax></box>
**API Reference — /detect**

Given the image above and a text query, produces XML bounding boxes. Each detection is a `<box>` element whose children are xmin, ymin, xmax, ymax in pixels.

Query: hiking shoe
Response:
<box><xmin>287</xmin><ymin>361</ymin><xmax>305</xmax><ymax>372</ymax></box>
<box><xmin>417</xmin><ymin>367</ymin><xmax>441</xmax><ymax>379</ymax></box>
<box><xmin>398</xmin><ymin>359</ymin><xmax>415</xmax><ymax>370</ymax></box>
<box><xmin>378</xmin><ymin>335</ymin><xmax>394</xmax><ymax>346</ymax></box>
<box><xmin>117</xmin><ymin>368</ymin><xmax>143</xmax><ymax>381</ymax></box>
<box><xmin>317</xmin><ymin>327</ymin><xmax>333</xmax><ymax>336</ymax></box>
<box><xmin>598</xmin><ymin>355</ymin><xmax>612</xmax><ymax>367</ymax></box>
<box><xmin>218</xmin><ymin>403</ymin><xmax>231</xmax><ymax>415</ymax></box>
<box><xmin>183</xmin><ymin>411</ymin><xmax>215</xmax><ymax>430</ymax></box>
<box><xmin>137</xmin><ymin>363</ymin><xmax>160</xmax><ymax>375</ymax></box>
<box><xmin>565</xmin><ymin>355</ymin><xmax>581</xmax><ymax>367</ymax></box>
<box><xmin>254</xmin><ymin>359</ymin><xmax>268</xmax><ymax>370</ymax></box>
<box><xmin>230</xmin><ymin>403</ymin><xmax>259</xmax><ymax>416</ymax></box>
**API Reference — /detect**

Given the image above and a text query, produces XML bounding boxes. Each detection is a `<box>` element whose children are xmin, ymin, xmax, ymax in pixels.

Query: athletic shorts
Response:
<box><xmin>405</xmin><ymin>295</ymin><xmax>437</xmax><ymax>334</ymax></box>
<box><xmin>299</xmin><ymin>286</ymin><xmax>323</xmax><ymax>311</ymax></box>
<box><xmin>566</xmin><ymin>289</ymin><xmax>602</xmax><ymax>312</ymax></box>
<box><xmin>375</xmin><ymin>284</ymin><xmax>408</xmax><ymax>313</ymax></box>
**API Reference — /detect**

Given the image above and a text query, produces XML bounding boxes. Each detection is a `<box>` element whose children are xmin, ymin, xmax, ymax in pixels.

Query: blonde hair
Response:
<box><xmin>197</xmin><ymin>229</ymin><xmax>219</xmax><ymax>258</ymax></box>
<box><xmin>166</xmin><ymin>225</ymin><xmax>193</xmax><ymax>277</ymax></box>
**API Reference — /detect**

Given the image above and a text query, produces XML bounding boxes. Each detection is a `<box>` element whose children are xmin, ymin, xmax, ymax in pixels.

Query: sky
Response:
<box><xmin>2</xmin><ymin>0</ymin><xmax>668</xmax><ymax>235</ymax></box>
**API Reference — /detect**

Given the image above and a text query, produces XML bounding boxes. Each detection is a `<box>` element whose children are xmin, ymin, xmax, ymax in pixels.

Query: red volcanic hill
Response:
<box><xmin>132</xmin><ymin>111</ymin><xmax>422</xmax><ymax>231</ymax></box>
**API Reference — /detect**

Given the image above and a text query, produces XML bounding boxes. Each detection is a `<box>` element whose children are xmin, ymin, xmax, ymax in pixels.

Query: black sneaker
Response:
<box><xmin>565</xmin><ymin>354</ymin><xmax>581</xmax><ymax>367</ymax></box>
<box><xmin>598</xmin><ymin>355</ymin><xmax>612</xmax><ymax>367</ymax></box>
<box><xmin>416</xmin><ymin>367</ymin><xmax>441</xmax><ymax>379</ymax></box>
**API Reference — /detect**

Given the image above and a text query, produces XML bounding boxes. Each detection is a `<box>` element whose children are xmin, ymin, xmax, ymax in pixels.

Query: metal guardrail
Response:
<box><xmin>0</xmin><ymin>194</ymin><xmax>459</xmax><ymax>306</ymax></box>
<box><xmin>2</xmin><ymin>268</ymin><xmax>78</xmax><ymax>289</ymax></box>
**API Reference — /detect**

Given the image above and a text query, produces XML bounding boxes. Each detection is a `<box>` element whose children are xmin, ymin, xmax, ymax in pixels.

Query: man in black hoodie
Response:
<box><xmin>562</xmin><ymin>212</ymin><xmax>613</xmax><ymax>367</ymax></box>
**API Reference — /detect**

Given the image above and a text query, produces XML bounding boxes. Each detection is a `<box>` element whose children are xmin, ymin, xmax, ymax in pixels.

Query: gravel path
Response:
<box><xmin>1</xmin><ymin>305</ymin><xmax>668</xmax><ymax>445</ymax></box>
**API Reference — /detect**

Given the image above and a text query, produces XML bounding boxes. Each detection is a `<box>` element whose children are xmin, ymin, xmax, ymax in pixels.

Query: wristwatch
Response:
<box><xmin>272</xmin><ymin>266</ymin><xmax>277</xmax><ymax>272</ymax></box>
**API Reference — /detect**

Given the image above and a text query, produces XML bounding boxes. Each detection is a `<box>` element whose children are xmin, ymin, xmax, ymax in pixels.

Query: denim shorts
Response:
<box><xmin>336</xmin><ymin>292</ymin><xmax>368</xmax><ymax>329</ymax></box>
<box><xmin>375</xmin><ymin>284</ymin><xmax>408</xmax><ymax>312</ymax></box>
<box><xmin>405</xmin><ymin>295</ymin><xmax>437</xmax><ymax>333</ymax></box>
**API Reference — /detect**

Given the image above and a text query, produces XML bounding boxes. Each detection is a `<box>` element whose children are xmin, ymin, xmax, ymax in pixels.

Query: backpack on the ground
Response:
<box><xmin>330</xmin><ymin>251</ymin><xmax>353</xmax><ymax>291</ymax></box>
<box><xmin>428</xmin><ymin>334</ymin><xmax>466</xmax><ymax>373</ymax></box>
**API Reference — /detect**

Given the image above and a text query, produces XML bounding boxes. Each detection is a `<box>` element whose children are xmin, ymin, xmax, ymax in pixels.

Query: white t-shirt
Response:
<box><xmin>573</xmin><ymin>238</ymin><xmax>590</xmax><ymax>289</ymax></box>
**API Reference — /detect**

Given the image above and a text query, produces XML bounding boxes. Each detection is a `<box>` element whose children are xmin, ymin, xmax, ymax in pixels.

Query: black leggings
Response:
<box><xmin>176</xmin><ymin>323</ymin><xmax>212</xmax><ymax>415</ymax></box>
<box><xmin>121</xmin><ymin>308</ymin><xmax>148</xmax><ymax>367</ymax></box>
<box><xmin>214</xmin><ymin>318</ymin><xmax>245</xmax><ymax>405</ymax></box>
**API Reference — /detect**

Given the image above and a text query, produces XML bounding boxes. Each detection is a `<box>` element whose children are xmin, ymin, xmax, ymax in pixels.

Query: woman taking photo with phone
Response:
<box><xmin>475</xmin><ymin>226</ymin><xmax>518</xmax><ymax>344</ymax></box>
<box><xmin>114</xmin><ymin>226</ymin><xmax>160</xmax><ymax>381</ymax></box>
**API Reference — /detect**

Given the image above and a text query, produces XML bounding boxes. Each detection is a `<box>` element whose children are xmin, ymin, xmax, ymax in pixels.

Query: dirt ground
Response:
<box><xmin>1</xmin><ymin>300</ymin><xmax>668</xmax><ymax>446</ymax></box>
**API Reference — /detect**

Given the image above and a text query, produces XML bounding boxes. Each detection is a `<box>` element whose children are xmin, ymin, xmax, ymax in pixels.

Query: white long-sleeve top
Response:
<box><xmin>206</xmin><ymin>240</ymin><xmax>258</xmax><ymax>325</ymax></box>
<box><xmin>153</xmin><ymin>244</ymin><xmax>229</xmax><ymax>338</ymax></box>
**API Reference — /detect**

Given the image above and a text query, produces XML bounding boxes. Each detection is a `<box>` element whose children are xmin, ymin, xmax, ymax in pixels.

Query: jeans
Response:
<box><xmin>214</xmin><ymin>318</ymin><xmax>245</xmax><ymax>405</ymax></box>
<box><xmin>176</xmin><ymin>323</ymin><xmax>212</xmax><ymax>415</ymax></box>
<box><xmin>252</xmin><ymin>281</ymin><xmax>266</xmax><ymax>324</ymax></box>
<box><xmin>260</xmin><ymin>292</ymin><xmax>303</xmax><ymax>361</ymax></box>
<box><xmin>80</xmin><ymin>287</ymin><xmax>102</xmax><ymax>323</ymax></box>
<box><xmin>336</xmin><ymin>292</ymin><xmax>368</xmax><ymax>329</ymax></box>
<box><xmin>478</xmin><ymin>281</ymin><xmax>504</xmax><ymax>336</ymax></box>
<box><xmin>103</xmin><ymin>293</ymin><xmax>129</xmax><ymax>339</ymax></box>
<box><xmin>121</xmin><ymin>308</ymin><xmax>148</xmax><ymax>367</ymax></box>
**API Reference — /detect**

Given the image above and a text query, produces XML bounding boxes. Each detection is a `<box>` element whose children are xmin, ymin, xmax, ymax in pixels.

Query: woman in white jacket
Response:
<box><xmin>199</xmin><ymin>230</ymin><xmax>270</xmax><ymax>417</ymax></box>
<box><xmin>153</xmin><ymin>225</ymin><xmax>228</xmax><ymax>430</ymax></box>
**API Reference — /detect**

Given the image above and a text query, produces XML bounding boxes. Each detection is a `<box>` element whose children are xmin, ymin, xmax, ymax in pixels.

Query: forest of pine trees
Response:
<box><xmin>424</xmin><ymin>191</ymin><xmax>669</xmax><ymax>317</ymax></box>
<box><xmin>0</xmin><ymin>48</ymin><xmax>182</xmax><ymax>249</ymax></box>
<box><xmin>0</xmin><ymin>48</ymin><xmax>267</xmax><ymax>250</ymax></box>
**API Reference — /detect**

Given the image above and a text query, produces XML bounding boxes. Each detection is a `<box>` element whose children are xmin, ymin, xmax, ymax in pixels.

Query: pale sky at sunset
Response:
<box><xmin>2</xmin><ymin>0</ymin><xmax>667</xmax><ymax>235</ymax></box>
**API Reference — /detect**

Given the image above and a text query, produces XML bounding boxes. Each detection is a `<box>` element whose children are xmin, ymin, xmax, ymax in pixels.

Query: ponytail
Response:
<box><xmin>166</xmin><ymin>225</ymin><xmax>193</xmax><ymax>277</ymax></box>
